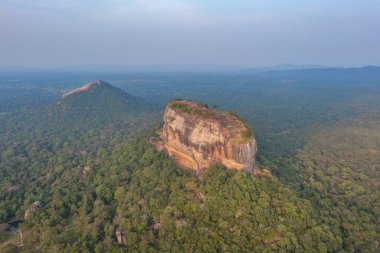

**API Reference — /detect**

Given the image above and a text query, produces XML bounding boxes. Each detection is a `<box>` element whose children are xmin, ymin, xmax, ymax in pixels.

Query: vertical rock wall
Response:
<box><xmin>162</xmin><ymin>100</ymin><xmax>257</xmax><ymax>170</ymax></box>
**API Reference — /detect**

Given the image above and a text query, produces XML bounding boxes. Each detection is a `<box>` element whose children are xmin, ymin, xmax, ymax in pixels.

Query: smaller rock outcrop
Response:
<box><xmin>253</xmin><ymin>168</ymin><xmax>272</xmax><ymax>177</ymax></box>
<box><xmin>62</xmin><ymin>80</ymin><xmax>106</xmax><ymax>99</ymax></box>
<box><xmin>115</xmin><ymin>225</ymin><xmax>127</xmax><ymax>246</ymax></box>
<box><xmin>82</xmin><ymin>166</ymin><xmax>91</xmax><ymax>175</ymax></box>
<box><xmin>24</xmin><ymin>201</ymin><xmax>43</xmax><ymax>220</ymax></box>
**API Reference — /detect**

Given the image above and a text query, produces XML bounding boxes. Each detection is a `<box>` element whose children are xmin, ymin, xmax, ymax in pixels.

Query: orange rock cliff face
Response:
<box><xmin>162</xmin><ymin>100</ymin><xmax>257</xmax><ymax>171</ymax></box>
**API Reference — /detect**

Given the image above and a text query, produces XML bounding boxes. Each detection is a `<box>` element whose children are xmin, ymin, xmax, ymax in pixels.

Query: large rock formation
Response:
<box><xmin>161</xmin><ymin>100</ymin><xmax>257</xmax><ymax>171</ymax></box>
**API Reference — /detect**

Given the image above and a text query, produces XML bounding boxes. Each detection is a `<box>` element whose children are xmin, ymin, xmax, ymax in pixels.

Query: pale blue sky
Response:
<box><xmin>0</xmin><ymin>0</ymin><xmax>379</xmax><ymax>68</ymax></box>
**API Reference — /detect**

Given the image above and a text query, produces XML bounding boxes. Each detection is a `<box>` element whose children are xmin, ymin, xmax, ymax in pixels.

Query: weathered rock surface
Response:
<box><xmin>115</xmin><ymin>225</ymin><xmax>127</xmax><ymax>246</ymax></box>
<box><xmin>62</xmin><ymin>80</ymin><xmax>106</xmax><ymax>99</ymax></box>
<box><xmin>24</xmin><ymin>201</ymin><xmax>43</xmax><ymax>220</ymax></box>
<box><xmin>82</xmin><ymin>166</ymin><xmax>91</xmax><ymax>175</ymax></box>
<box><xmin>162</xmin><ymin>100</ymin><xmax>257</xmax><ymax>170</ymax></box>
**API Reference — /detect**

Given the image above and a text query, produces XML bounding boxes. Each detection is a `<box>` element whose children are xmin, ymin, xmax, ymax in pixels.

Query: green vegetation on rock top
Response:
<box><xmin>169</xmin><ymin>101</ymin><xmax>195</xmax><ymax>114</ymax></box>
<box><xmin>169</xmin><ymin>101</ymin><xmax>255</xmax><ymax>145</ymax></box>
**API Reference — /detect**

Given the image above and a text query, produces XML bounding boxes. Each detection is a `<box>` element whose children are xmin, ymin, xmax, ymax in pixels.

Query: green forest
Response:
<box><xmin>0</xmin><ymin>69</ymin><xmax>379</xmax><ymax>252</ymax></box>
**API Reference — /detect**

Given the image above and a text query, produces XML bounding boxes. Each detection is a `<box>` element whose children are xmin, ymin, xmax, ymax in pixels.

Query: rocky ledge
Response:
<box><xmin>160</xmin><ymin>100</ymin><xmax>257</xmax><ymax>171</ymax></box>
<box><xmin>62</xmin><ymin>80</ymin><xmax>106</xmax><ymax>99</ymax></box>
<box><xmin>24</xmin><ymin>201</ymin><xmax>43</xmax><ymax>220</ymax></box>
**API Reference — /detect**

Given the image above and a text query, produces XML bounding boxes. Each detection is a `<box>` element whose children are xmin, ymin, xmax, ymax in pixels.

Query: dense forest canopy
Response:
<box><xmin>0</xmin><ymin>68</ymin><xmax>379</xmax><ymax>252</ymax></box>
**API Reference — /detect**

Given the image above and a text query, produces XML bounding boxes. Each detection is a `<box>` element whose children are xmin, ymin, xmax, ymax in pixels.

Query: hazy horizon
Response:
<box><xmin>1</xmin><ymin>0</ymin><xmax>379</xmax><ymax>69</ymax></box>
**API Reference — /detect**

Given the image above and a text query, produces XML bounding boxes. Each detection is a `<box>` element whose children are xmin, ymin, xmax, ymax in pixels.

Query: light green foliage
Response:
<box><xmin>169</xmin><ymin>101</ymin><xmax>194</xmax><ymax>114</ymax></box>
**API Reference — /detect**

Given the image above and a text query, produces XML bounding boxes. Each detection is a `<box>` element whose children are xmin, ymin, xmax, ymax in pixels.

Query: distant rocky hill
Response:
<box><xmin>59</xmin><ymin>80</ymin><xmax>140</xmax><ymax>110</ymax></box>
<box><xmin>53</xmin><ymin>80</ymin><xmax>150</xmax><ymax>125</ymax></box>
<box><xmin>29</xmin><ymin>80</ymin><xmax>160</xmax><ymax>140</ymax></box>
<box><xmin>156</xmin><ymin>100</ymin><xmax>257</xmax><ymax>171</ymax></box>
<box><xmin>62</xmin><ymin>80</ymin><xmax>106</xmax><ymax>99</ymax></box>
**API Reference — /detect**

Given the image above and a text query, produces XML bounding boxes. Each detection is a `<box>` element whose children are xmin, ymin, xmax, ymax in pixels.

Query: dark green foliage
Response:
<box><xmin>169</xmin><ymin>102</ymin><xmax>194</xmax><ymax>114</ymax></box>
<box><xmin>0</xmin><ymin>83</ymin><xmax>159</xmax><ymax>225</ymax></box>
<box><xmin>1</xmin><ymin>69</ymin><xmax>380</xmax><ymax>252</ymax></box>
<box><xmin>1</xmin><ymin>136</ymin><xmax>339</xmax><ymax>252</ymax></box>
<box><xmin>169</xmin><ymin>101</ymin><xmax>210</xmax><ymax>116</ymax></box>
<box><xmin>294</xmin><ymin>120</ymin><xmax>380</xmax><ymax>252</ymax></box>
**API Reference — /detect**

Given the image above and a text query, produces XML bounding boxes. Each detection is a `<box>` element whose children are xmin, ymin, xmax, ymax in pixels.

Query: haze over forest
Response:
<box><xmin>1</xmin><ymin>0</ymin><xmax>379</xmax><ymax>70</ymax></box>
<box><xmin>1</xmin><ymin>1</ymin><xmax>380</xmax><ymax>253</ymax></box>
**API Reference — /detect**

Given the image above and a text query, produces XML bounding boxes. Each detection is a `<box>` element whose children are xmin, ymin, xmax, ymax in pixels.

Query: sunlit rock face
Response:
<box><xmin>162</xmin><ymin>100</ymin><xmax>257</xmax><ymax>171</ymax></box>
<box><xmin>62</xmin><ymin>80</ymin><xmax>107</xmax><ymax>99</ymax></box>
